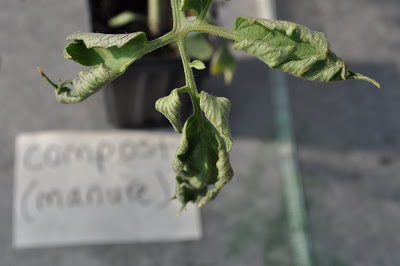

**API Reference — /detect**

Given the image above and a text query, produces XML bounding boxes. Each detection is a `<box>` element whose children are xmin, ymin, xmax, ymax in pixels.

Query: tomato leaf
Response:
<box><xmin>233</xmin><ymin>17</ymin><xmax>380</xmax><ymax>87</ymax></box>
<box><xmin>172</xmin><ymin>115</ymin><xmax>234</xmax><ymax>209</ymax></box>
<box><xmin>156</xmin><ymin>88</ymin><xmax>183</xmax><ymax>133</ymax></box>
<box><xmin>42</xmin><ymin>32</ymin><xmax>150</xmax><ymax>103</ymax></box>
<box><xmin>200</xmin><ymin>91</ymin><xmax>233</xmax><ymax>151</ymax></box>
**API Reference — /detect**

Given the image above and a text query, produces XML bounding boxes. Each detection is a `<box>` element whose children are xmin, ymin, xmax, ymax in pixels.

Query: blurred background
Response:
<box><xmin>1</xmin><ymin>0</ymin><xmax>399</xmax><ymax>265</ymax></box>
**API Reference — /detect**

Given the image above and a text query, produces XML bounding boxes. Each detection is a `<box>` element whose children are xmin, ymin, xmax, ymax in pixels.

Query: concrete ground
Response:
<box><xmin>0</xmin><ymin>0</ymin><xmax>399</xmax><ymax>265</ymax></box>
<box><xmin>277</xmin><ymin>0</ymin><xmax>400</xmax><ymax>265</ymax></box>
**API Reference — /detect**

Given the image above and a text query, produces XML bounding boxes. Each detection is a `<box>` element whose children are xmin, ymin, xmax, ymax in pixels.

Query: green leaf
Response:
<box><xmin>65</xmin><ymin>31</ymin><xmax>148</xmax><ymax>69</ymax></box>
<box><xmin>42</xmin><ymin>31</ymin><xmax>150</xmax><ymax>103</ymax></box>
<box><xmin>186</xmin><ymin>33</ymin><xmax>214</xmax><ymax>61</ymax></box>
<box><xmin>233</xmin><ymin>17</ymin><xmax>380</xmax><ymax>87</ymax></box>
<box><xmin>155</xmin><ymin>88</ymin><xmax>183</xmax><ymax>133</ymax></box>
<box><xmin>210</xmin><ymin>40</ymin><xmax>236</xmax><ymax>84</ymax></box>
<box><xmin>56</xmin><ymin>64</ymin><xmax>118</xmax><ymax>103</ymax></box>
<box><xmin>180</xmin><ymin>0</ymin><xmax>213</xmax><ymax>20</ymax></box>
<box><xmin>172</xmin><ymin>115</ymin><xmax>234</xmax><ymax>209</ymax></box>
<box><xmin>200</xmin><ymin>91</ymin><xmax>233</xmax><ymax>151</ymax></box>
<box><xmin>189</xmin><ymin>60</ymin><xmax>206</xmax><ymax>70</ymax></box>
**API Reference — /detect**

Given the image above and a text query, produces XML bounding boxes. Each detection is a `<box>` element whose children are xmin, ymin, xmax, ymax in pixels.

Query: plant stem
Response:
<box><xmin>128</xmin><ymin>31</ymin><xmax>176</xmax><ymax>63</ymax></box>
<box><xmin>171</xmin><ymin>0</ymin><xmax>185</xmax><ymax>30</ymax></box>
<box><xmin>177</xmin><ymin>37</ymin><xmax>202</xmax><ymax>115</ymax></box>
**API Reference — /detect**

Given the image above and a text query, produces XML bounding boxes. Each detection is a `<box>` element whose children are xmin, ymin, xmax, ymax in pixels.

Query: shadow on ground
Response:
<box><xmin>288</xmin><ymin>62</ymin><xmax>400</xmax><ymax>266</ymax></box>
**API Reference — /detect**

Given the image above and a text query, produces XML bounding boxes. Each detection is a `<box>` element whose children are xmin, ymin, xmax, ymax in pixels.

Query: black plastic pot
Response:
<box><xmin>104</xmin><ymin>57</ymin><xmax>211</xmax><ymax>128</ymax></box>
<box><xmin>104</xmin><ymin>58</ymin><xmax>186</xmax><ymax>128</ymax></box>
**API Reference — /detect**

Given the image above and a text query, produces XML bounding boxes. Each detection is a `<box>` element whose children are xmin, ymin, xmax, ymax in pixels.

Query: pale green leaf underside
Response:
<box><xmin>200</xmin><ymin>91</ymin><xmax>233</xmax><ymax>151</ymax></box>
<box><xmin>155</xmin><ymin>89</ymin><xmax>183</xmax><ymax>133</ymax></box>
<box><xmin>66</xmin><ymin>31</ymin><xmax>147</xmax><ymax>49</ymax></box>
<box><xmin>56</xmin><ymin>64</ymin><xmax>117</xmax><ymax>103</ymax></box>
<box><xmin>172</xmin><ymin>115</ymin><xmax>234</xmax><ymax>208</ymax></box>
<box><xmin>233</xmin><ymin>16</ymin><xmax>380</xmax><ymax>87</ymax></box>
<box><xmin>50</xmin><ymin>31</ymin><xmax>149</xmax><ymax>103</ymax></box>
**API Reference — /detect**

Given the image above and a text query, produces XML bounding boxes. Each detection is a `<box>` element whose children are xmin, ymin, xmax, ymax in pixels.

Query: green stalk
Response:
<box><xmin>171</xmin><ymin>0</ymin><xmax>202</xmax><ymax>116</ymax></box>
<box><xmin>190</xmin><ymin>24</ymin><xmax>238</xmax><ymax>41</ymax></box>
<box><xmin>177</xmin><ymin>37</ymin><xmax>202</xmax><ymax>116</ymax></box>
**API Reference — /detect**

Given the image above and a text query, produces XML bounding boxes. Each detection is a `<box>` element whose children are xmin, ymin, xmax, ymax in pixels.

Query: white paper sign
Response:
<box><xmin>13</xmin><ymin>131</ymin><xmax>202</xmax><ymax>248</ymax></box>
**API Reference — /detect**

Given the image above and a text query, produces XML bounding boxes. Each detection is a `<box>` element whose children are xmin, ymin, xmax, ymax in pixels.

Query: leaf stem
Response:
<box><xmin>177</xmin><ymin>86</ymin><xmax>190</xmax><ymax>93</ymax></box>
<box><xmin>132</xmin><ymin>30</ymin><xmax>176</xmax><ymax>61</ymax></box>
<box><xmin>190</xmin><ymin>24</ymin><xmax>238</xmax><ymax>41</ymax></box>
<box><xmin>37</xmin><ymin>67</ymin><xmax>58</xmax><ymax>89</ymax></box>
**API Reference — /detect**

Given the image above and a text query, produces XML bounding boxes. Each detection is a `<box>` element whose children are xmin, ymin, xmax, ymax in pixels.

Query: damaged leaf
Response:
<box><xmin>41</xmin><ymin>32</ymin><xmax>150</xmax><ymax>103</ymax></box>
<box><xmin>172</xmin><ymin>115</ymin><xmax>234</xmax><ymax>210</ymax></box>
<box><xmin>233</xmin><ymin>16</ymin><xmax>380</xmax><ymax>87</ymax></box>
<box><xmin>200</xmin><ymin>91</ymin><xmax>233</xmax><ymax>151</ymax></box>
<box><xmin>155</xmin><ymin>88</ymin><xmax>183</xmax><ymax>133</ymax></box>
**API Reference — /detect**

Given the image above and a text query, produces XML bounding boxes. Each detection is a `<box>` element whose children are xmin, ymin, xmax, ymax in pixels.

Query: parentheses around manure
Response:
<box><xmin>21</xmin><ymin>179</ymin><xmax>39</xmax><ymax>224</ymax></box>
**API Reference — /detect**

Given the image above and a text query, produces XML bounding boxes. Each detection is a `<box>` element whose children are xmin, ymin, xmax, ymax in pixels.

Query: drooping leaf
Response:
<box><xmin>186</xmin><ymin>32</ymin><xmax>214</xmax><ymax>61</ymax></box>
<box><xmin>155</xmin><ymin>88</ymin><xmax>183</xmax><ymax>133</ymax></box>
<box><xmin>200</xmin><ymin>91</ymin><xmax>233</xmax><ymax>151</ymax></box>
<box><xmin>189</xmin><ymin>60</ymin><xmax>207</xmax><ymax>70</ymax></box>
<box><xmin>180</xmin><ymin>0</ymin><xmax>213</xmax><ymax>20</ymax></box>
<box><xmin>42</xmin><ymin>32</ymin><xmax>150</xmax><ymax>103</ymax></box>
<box><xmin>233</xmin><ymin>16</ymin><xmax>380</xmax><ymax>87</ymax></box>
<box><xmin>56</xmin><ymin>64</ymin><xmax>118</xmax><ymax>104</ymax></box>
<box><xmin>210</xmin><ymin>40</ymin><xmax>236</xmax><ymax>84</ymax></box>
<box><xmin>172</xmin><ymin>115</ymin><xmax>234</xmax><ymax>209</ymax></box>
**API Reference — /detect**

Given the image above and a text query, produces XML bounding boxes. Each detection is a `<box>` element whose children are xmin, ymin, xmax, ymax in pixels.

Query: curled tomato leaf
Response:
<box><xmin>172</xmin><ymin>115</ymin><xmax>234</xmax><ymax>210</ymax></box>
<box><xmin>156</xmin><ymin>88</ymin><xmax>183</xmax><ymax>133</ymax></box>
<box><xmin>200</xmin><ymin>91</ymin><xmax>233</xmax><ymax>152</ymax></box>
<box><xmin>41</xmin><ymin>32</ymin><xmax>150</xmax><ymax>103</ymax></box>
<box><xmin>233</xmin><ymin>16</ymin><xmax>380</xmax><ymax>87</ymax></box>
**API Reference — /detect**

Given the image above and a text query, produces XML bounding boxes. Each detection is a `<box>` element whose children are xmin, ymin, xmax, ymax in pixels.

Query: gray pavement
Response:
<box><xmin>277</xmin><ymin>0</ymin><xmax>400</xmax><ymax>265</ymax></box>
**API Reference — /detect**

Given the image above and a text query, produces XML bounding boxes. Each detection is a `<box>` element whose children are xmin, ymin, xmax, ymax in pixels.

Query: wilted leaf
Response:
<box><xmin>155</xmin><ymin>89</ymin><xmax>183</xmax><ymax>133</ymax></box>
<box><xmin>200</xmin><ymin>91</ymin><xmax>233</xmax><ymax>151</ymax></box>
<box><xmin>42</xmin><ymin>32</ymin><xmax>150</xmax><ymax>103</ymax></box>
<box><xmin>172</xmin><ymin>115</ymin><xmax>234</xmax><ymax>209</ymax></box>
<box><xmin>56</xmin><ymin>64</ymin><xmax>117</xmax><ymax>103</ymax></box>
<box><xmin>233</xmin><ymin>16</ymin><xmax>380</xmax><ymax>87</ymax></box>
